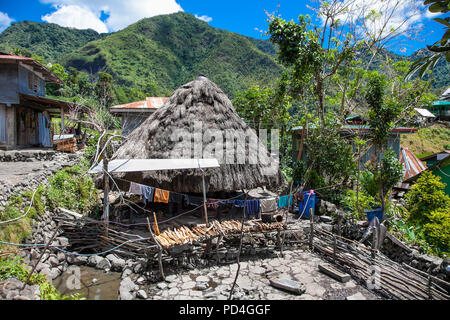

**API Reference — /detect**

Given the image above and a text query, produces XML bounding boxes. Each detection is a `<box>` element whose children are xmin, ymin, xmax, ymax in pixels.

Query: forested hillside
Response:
<box><xmin>0</xmin><ymin>12</ymin><xmax>448</xmax><ymax>102</ymax></box>
<box><xmin>60</xmin><ymin>12</ymin><xmax>283</xmax><ymax>99</ymax></box>
<box><xmin>0</xmin><ymin>21</ymin><xmax>102</xmax><ymax>61</ymax></box>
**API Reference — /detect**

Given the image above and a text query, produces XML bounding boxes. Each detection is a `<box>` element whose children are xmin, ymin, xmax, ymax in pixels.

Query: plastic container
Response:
<box><xmin>299</xmin><ymin>191</ymin><xmax>315</xmax><ymax>219</ymax></box>
<box><xmin>364</xmin><ymin>207</ymin><xmax>383</xmax><ymax>222</ymax></box>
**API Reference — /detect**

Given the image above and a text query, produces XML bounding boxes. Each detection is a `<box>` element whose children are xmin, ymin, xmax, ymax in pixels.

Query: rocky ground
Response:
<box><xmin>1</xmin><ymin>150</ymin><xmax>447</xmax><ymax>301</ymax></box>
<box><xmin>118</xmin><ymin>248</ymin><xmax>380</xmax><ymax>301</ymax></box>
<box><xmin>0</xmin><ymin>277</ymin><xmax>41</xmax><ymax>300</ymax></box>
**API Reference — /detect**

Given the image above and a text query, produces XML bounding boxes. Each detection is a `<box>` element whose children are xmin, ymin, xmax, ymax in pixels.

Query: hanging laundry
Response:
<box><xmin>245</xmin><ymin>199</ymin><xmax>260</xmax><ymax>218</ymax></box>
<box><xmin>207</xmin><ymin>199</ymin><xmax>219</xmax><ymax>210</ymax></box>
<box><xmin>154</xmin><ymin>188</ymin><xmax>170</xmax><ymax>204</ymax></box>
<box><xmin>233</xmin><ymin>200</ymin><xmax>245</xmax><ymax>208</ymax></box>
<box><xmin>218</xmin><ymin>199</ymin><xmax>233</xmax><ymax>211</ymax></box>
<box><xmin>141</xmin><ymin>186</ymin><xmax>155</xmax><ymax>205</ymax></box>
<box><xmin>186</xmin><ymin>195</ymin><xmax>203</xmax><ymax>207</ymax></box>
<box><xmin>260</xmin><ymin>197</ymin><xmax>278</xmax><ymax>214</ymax></box>
<box><xmin>169</xmin><ymin>192</ymin><xmax>185</xmax><ymax>207</ymax></box>
<box><xmin>278</xmin><ymin>195</ymin><xmax>293</xmax><ymax>208</ymax></box>
<box><xmin>129</xmin><ymin>182</ymin><xmax>143</xmax><ymax>195</ymax></box>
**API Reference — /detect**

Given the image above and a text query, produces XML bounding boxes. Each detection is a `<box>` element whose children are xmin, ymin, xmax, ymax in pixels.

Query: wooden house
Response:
<box><xmin>0</xmin><ymin>53</ymin><xmax>75</xmax><ymax>150</ymax></box>
<box><xmin>110</xmin><ymin>97</ymin><xmax>168</xmax><ymax>136</ymax></box>
<box><xmin>291</xmin><ymin>123</ymin><xmax>418</xmax><ymax>167</ymax></box>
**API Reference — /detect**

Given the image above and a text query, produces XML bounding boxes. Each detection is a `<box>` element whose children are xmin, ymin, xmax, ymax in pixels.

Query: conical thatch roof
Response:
<box><xmin>112</xmin><ymin>77</ymin><xmax>284</xmax><ymax>193</ymax></box>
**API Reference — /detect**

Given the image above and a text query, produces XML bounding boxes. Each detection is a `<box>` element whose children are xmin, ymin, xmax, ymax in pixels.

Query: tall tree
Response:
<box><xmin>267</xmin><ymin>0</ymin><xmax>425</xmax><ymax>125</ymax></box>
<box><xmin>365</xmin><ymin>72</ymin><xmax>404</xmax><ymax>213</ymax></box>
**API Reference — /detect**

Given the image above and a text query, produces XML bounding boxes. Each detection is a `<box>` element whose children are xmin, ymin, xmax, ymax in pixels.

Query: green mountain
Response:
<box><xmin>60</xmin><ymin>12</ymin><xmax>282</xmax><ymax>99</ymax></box>
<box><xmin>0</xmin><ymin>12</ymin><xmax>447</xmax><ymax>102</ymax></box>
<box><xmin>0</xmin><ymin>21</ymin><xmax>103</xmax><ymax>62</ymax></box>
<box><xmin>408</xmin><ymin>49</ymin><xmax>450</xmax><ymax>94</ymax></box>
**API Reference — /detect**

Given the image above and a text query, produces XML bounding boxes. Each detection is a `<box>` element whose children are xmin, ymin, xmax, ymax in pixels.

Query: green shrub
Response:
<box><xmin>423</xmin><ymin>207</ymin><xmax>450</xmax><ymax>257</ymax></box>
<box><xmin>406</xmin><ymin>171</ymin><xmax>450</xmax><ymax>225</ymax></box>
<box><xmin>404</xmin><ymin>171</ymin><xmax>450</xmax><ymax>257</ymax></box>
<box><xmin>342</xmin><ymin>189</ymin><xmax>376</xmax><ymax>220</ymax></box>
<box><xmin>360</xmin><ymin>171</ymin><xmax>379</xmax><ymax>198</ymax></box>
<box><xmin>45</xmin><ymin>165</ymin><xmax>97</xmax><ymax>214</ymax></box>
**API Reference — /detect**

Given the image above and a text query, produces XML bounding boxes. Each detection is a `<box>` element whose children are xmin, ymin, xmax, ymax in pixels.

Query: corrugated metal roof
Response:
<box><xmin>0</xmin><ymin>53</ymin><xmax>62</xmax><ymax>84</ymax></box>
<box><xmin>433</xmin><ymin>100</ymin><xmax>450</xmax><ymax>106</ymax></box>
<box><xmin>400</xmin><ymin>148</ymin><xmax>428</xmax><ymax>181</ymax></box>
<box><xmin>110</xmin><ymin>97</ymin><xmax>168</xmax><ymax>112</ymax></box>
<box><xmin>441</xmin><ymin>87</ymin><xmax>450</xmax><ymax>101</ymax></box>
<box><xmin>292</xmin><ymin>125</ymin><xmax>417</xmax><ymax>134</ymax></box>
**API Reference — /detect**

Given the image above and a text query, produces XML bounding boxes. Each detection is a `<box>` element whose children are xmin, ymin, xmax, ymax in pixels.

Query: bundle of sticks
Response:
<box><xmin>55</xmin><ymin>137</ymin><xmax>77</xmax><ymax>153</ymax></box>
<box><xmin>155</xmin><ymin>220</ymin><xmax>284</xmax><ymax>248</ymax></box>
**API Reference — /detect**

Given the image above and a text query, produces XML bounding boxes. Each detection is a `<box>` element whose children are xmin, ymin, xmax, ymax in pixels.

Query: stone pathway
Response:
<box><xmin>141</xmin><ymin>249</ymin><xmax>380</xmax><ymax>300</ymax></box>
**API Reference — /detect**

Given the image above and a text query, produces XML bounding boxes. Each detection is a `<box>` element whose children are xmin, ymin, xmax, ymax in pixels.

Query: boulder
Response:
<box><xmin>346</xmin><ymin>292</ymin><xmax>367</xmax><ymax>300</ymax></box>
<box><xmin>96</xmin><ymin>257</ymin><xmax>111</xmax><ymax>271</ymax></box>
<box><xmin>119</xmin><ymin>277</ymin><xmax>138</xmax><ymax>300</ymax></box>
<box><xmin>137</xmin><ymin>290</ymin><xmax>148</xmax><ymax>299</ymax></box>
<box><xmin>106</xmin><ymin>254</ymin><xmax>126</xmax><ymax>271</ymax></box>
<box><xmin>88</xmin><ymin>256</ymin><xmax>103</xmax><ymax>267</ymax></box>
<box><xmin>121</xmin><ymin>268</ymin><xmax>133</xmax><ymax>279</ymax></box>
<box><xmin>319</xmin><ymin>216</ymin><xmax>333</xmax><ymax>223</ymax></box>
<box><xmin>47</xmin><ymin>255</ymin><xmax>59</xmax><ymax>267</ymax></box>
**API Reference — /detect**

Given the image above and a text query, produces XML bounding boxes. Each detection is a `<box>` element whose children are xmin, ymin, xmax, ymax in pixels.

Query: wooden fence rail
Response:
<box><xmin>311</xmin><ymin>225</ymin><xmax>449</xmax><ymax>300</ymax></box>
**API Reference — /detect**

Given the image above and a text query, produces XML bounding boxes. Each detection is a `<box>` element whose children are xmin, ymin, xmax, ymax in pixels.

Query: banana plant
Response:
<box><xmin>406</xmin><ymin>0</ymin><xmax>449</xmax><ymax>81</ymax></box>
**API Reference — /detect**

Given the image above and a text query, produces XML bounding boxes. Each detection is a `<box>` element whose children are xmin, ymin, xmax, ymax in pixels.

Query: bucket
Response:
<box><xmin>299</xmin><ymin>191</ymin><xmax>315</xmax><ymax>219</ymax></box>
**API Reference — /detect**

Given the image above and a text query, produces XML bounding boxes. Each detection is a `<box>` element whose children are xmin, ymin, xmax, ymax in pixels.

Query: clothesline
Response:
<box><xmin>117</xmin><ymin>177</ymin><xmax>308</xmax><ymax>204</ymax></box>
<box><xmin>113</xmin><ymin>177</ymin><xmax>316</xmax><ymax>217</ymax></box>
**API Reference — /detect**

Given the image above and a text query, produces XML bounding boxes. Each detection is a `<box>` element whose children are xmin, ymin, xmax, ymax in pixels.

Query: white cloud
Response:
<box><xmin>195</xmin><ymin>14</ymin><xmax>213</xmax><ymax>23</ymax></box>
<box><xmin>40</xmin><ymin>0</ymin><xmax>184</xmax><ymax>32</ymax></box>
<box><xmin>42</xmin><ymin>5</ymin><xmax>108</xmax><ymax>33</ymax></box>
<box><xmin>0</xmin><ymin>11</ymin><xmax>14</xmax><ymax>33</ymax></box>
<box><xmin>319</xmin><ymin>0</ymin><xmax>427</xmax><ymax>41</ymax></box>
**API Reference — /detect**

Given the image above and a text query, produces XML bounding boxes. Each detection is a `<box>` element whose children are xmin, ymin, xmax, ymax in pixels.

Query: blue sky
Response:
<box><xmin>0</xmin><ymin>0</ymin><xmax>445</xmax><ymax>56</ymax></box>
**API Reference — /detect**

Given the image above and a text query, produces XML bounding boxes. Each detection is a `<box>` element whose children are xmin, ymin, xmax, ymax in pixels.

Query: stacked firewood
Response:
<box><xmin>55</xmin><ymin>137</ymin><xmax>77</xmax><ymax>153</ymax></box>
<box><xmin>155</xmin><ymin>220</ymin><xmax>284</xmax><ymax>248</ymax></box>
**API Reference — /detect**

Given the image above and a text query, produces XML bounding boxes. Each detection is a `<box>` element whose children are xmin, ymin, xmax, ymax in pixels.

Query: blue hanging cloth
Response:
<box><xmin>278</xmin><ymin>195</ymin><xmax>293</xmax><ymax>208</ymax></box>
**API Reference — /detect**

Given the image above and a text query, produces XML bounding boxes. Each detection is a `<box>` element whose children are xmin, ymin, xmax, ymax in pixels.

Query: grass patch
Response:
<box><xmin>401</xmin><ymin>124</ymin><xmax>450</xmax><ymax>156</ymax></box>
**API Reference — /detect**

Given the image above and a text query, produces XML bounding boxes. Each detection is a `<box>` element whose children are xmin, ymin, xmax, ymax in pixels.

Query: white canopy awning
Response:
<box><xmin>88</xmin><ymin>158</ymin><xmax>220</xmax><ymax>174</ymax></box>
<box><xmin>414</xmin><ymin>108</ymin><xmax>435</xmax><ymax>118</ymax></box>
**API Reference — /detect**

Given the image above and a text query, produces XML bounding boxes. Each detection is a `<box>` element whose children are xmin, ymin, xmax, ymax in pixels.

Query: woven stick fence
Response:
<box><xmin>311</xmin><ymin>225</ymin><xmax>450</xmax><ymax>300</ymax></box>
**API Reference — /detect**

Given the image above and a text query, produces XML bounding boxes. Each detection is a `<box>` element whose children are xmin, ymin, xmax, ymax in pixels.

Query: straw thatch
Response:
<box><xmin>112</xmin><ymin>76</ymin><xmax>284</xmax><ymax>193</ymax></box>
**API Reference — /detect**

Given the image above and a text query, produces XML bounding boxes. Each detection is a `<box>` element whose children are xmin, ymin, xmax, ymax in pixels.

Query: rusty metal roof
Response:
<box><xmin>0</xmin><ymin>53</ymin><xmax>63</xmax><ymax>84</ymax></box>
<box><xmin>400</xmin><ymin>147</ymin><xmax>428</xmax><ymax>181</ymax></box>
<box><xmin>110</xmin><ymin>97</ymin><xmax>168</xmax><ymax>113</ymax></box>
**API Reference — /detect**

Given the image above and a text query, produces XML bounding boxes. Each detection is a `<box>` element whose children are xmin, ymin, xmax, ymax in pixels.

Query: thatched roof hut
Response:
<box><xmin>112</xmin><ymin>76</ymin><xmax>284</xmax><ymax>194</ymax></box>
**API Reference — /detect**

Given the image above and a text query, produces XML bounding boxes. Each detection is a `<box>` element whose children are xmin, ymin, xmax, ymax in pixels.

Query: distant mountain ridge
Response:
<box><xmin>0</xmin><ymin>20</ymin><xmax>103</xmax><ymax>61</ymax></box>
<box><xmin>0</xmin><ymin>12</ymin><xmax>448</xmax><ymax>102</ymax></box>
<box><xmin>59</xmin><ymin>12</ymin><xmax>283</xmax><ymax>99</ymax></box>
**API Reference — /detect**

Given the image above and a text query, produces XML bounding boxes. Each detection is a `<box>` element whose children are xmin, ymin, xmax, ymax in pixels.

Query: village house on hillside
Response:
<box><xmin>292</xmin><ymin>115</ymin><xmax>418</xmax><ymax>167</ymax></box>
<box><xmin>0</xmin><ymin>53</ymin><xmax>74</xmax><ymax>150</ymax></box>
<box><xmin>428</xmin><ymin>87</ymin><xmax>450</xmax><ymax>121</ymax></box>
<box><xmin>110</xmin><ymin>97</ymin><xmax>168</xmax><ymax>136</ymax></box>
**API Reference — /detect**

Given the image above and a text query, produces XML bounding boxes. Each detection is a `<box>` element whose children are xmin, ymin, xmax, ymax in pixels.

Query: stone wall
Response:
<box><xmin>0</xmin><ymin>152</ymin><xmax>80</xmax><ymax>211</ymax></box>
<box><xmin>0</xmin><ymin>150</ymin><xmax>59</xmax><ymax>162</ymax></box>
